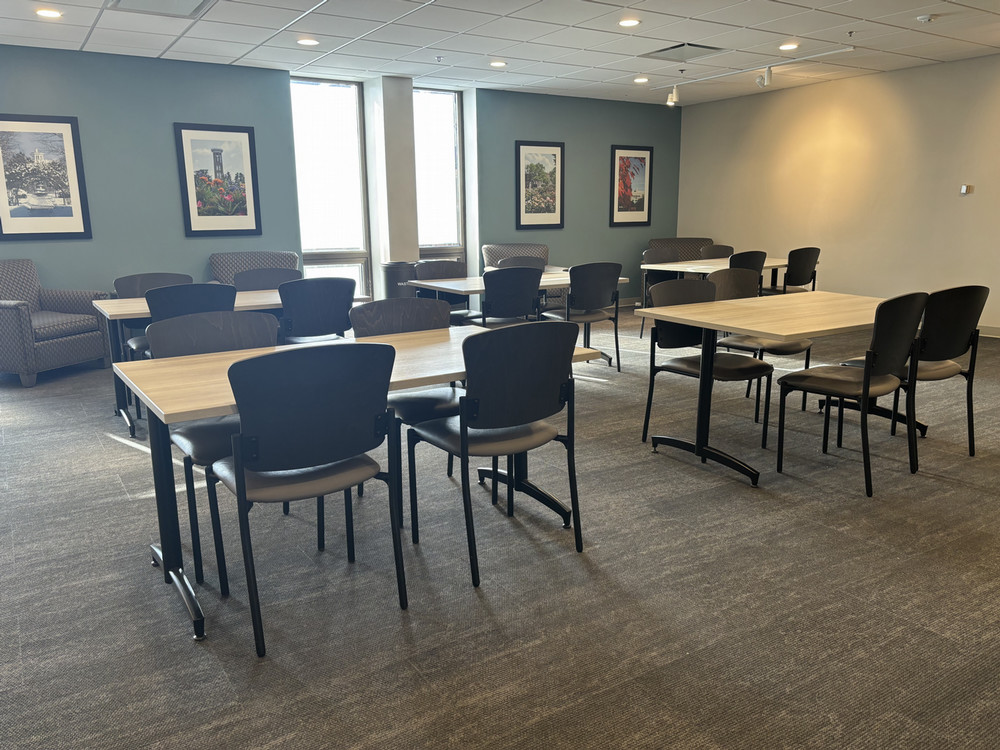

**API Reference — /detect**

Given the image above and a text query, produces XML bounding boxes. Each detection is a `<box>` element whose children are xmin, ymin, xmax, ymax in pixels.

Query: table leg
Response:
<box><xmin>477</xmin><ymin>453</ymin><xmax>572</xmax><ymax>527</ymax></box>
<box><xmin>650</xmin><ymin>327</ymin><xmax>761</xmax><ymax>485</ymax></box>
<box><xmin>148</xmin><ymin>411</ymin><xmax>205</xmax><ymax>640</ymax></box>
<box><xmin>107</xmin><ymin>320</ymin><xmax>136</xmax><ymax>437</ymax></box>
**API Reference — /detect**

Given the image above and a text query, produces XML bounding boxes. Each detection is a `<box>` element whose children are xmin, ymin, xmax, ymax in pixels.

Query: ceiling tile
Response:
<box><xmin>86</xmin><ymin>27</ymin><xmax>175</xmax><ymax>52</ymax></box>
<box><xmin>287</xmin><ymin>14</ymin><xmax>382</xmax><ymax>37</ymax></box>
<box><xmin>432</xmin><ymin>33</ymin><xmax>513</xmax><ymax>54</ymax></box>
<box><xmin>492</xmin><ymin>41</ymin><xmax>577</xmax><ymax>60</ymax></box>
<box><xmin>0</xmin><ymin>3</ymin><xmax>96</xmax><ymax>24</ymax></box>
<box><xmin>168</xmin><ymin>36</ymin><xmax>256</xmax><ymax>57</ymax></box>
<box><xmin>516</xmin><ymin>60</ymin><xmax>588</xmax><ymax>76</ymax></box>
<box><xmin>401</xmin><ymin>48</ymin><xmax>484</xmax><ymax>65</ymax></box>
<box><xmin>311</xmin><ymin>0</ymin><xmax>422</xmax><ymax>23</ymax></box>
<box><xmin>530</xmin><ymin>26</ymin><xmax>623</xmax><ymax>48</ymax></box>
<box><xmin>378</xmin><ymin>60</ymin><xmax>448</xmax><ymax>76</ymax></box>
<box><xmin>697</xmin><ymin>0</ymin><xmax>804</xmax><ymax>25</ymax></box>
<box><xmin>364</xmin><ymin>23</ymin><xmax>454</xmax><ymax>46</ymax></box>
<box><xmin>337</xmin><ymin>39</ymin><xmax>419</xmax><ymax>59</ymax></box>
<box><xmin>896</xmin><ymin>38</ymin><xmax>996</xmax><ymax>61</ymax></box>
<box><xmin>697</xmin><ymin>26</ymin><xmax>789</xmax><ymax>48</ymax></box>
<box><xmin>592</xmin><ymin>35</ymin><xmax>672</xmax><ymax>56</ymax></box>
<box><xmin>201</xmin><ymin>2</ymin><xmax>304</xmax><ymax>28</ymax></box>
<box><xmin>550</xmin><ymin>48</ymin><xmax>635</xmax><ymax>67</ymax></box>
<box><xmin>468</xmin><ymin>17</ymin><xmax>564</xmax><ymax>42</ymax></box>
<box><xmin>635</xmin><ymin>18</ymin><xmax>731</xmax><ymax>43</ymax></box>
<box><xmin>752</xmin><ymin>8</ymin><xmax>859</xmax><ymax>35</ymax></box>
<box><xmin>242</xmin><ymin>45</ymin><xmax>328</xmax><ymax>64</ymax></box>
<box><xmin>0</xmin><ymin>18</ymin><xmax>90</xmax><ymax>41</ymax></box>
<box><xmin>511</xmin><ymin>0</ymin><xmax>610</xmax><ymax>25</ymax></box>
<box><xmin>433</xmin><ymin>0</ymin><xmax>536</xmax><ymax>12</ymax></box>
<box><xmin>266</xmin><ymin>30</ymin><xmax>355</xmax><ymax>50</ymax></box>
<box><xmin>185</xmin><ymin>20</ymin><xmax>275</xmax><ymax>44</ymax></box>
<box><xmin>398</xmin><ymin>5</ymin><xmax>499</xmax><ymax>33</ymax></box>
<box><xmin>633</xmin><ymin>0</ymin><xmax>746</xmax><ymax>14</ymax></box>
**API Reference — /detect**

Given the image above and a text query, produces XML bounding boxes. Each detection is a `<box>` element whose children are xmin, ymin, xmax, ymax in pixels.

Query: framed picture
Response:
<box><xmin>610</xmin><ymin>145</ymin><xmax>652</xmax><ymax>227</ymax></box>
<box><xmin>0</xmin><ymin>114</ymin><xmax>92</xmax><ymax>241</ymax></box>
<box><xmin>174</xmin><ymin>123</ymin><xmax>261</xmax><ymax>237</ymax></box>
<box><xmin>516</xmin><ymin>140</ymin><xmax>564</xmax><ymax>230</ymax></box>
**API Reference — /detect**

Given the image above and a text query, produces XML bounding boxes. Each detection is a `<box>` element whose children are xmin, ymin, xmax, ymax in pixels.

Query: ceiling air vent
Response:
<box><xmin>107</xmin><ymin>0</ymin><xmax>218</xmax><ymax>19</ymax></box>
<box><xmin>641</xmin><ymin>43</ymin><xmax>725</xmax><ymax>63</ymax></box>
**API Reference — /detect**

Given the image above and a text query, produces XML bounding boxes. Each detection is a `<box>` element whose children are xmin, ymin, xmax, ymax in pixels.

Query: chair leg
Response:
<box><xmin>182</xmin><ymin>457</ymin><xmax>204</xmax><ymax>585</ymax></box>
<box><xmin>506</xmin><ymin>454</ymin><xmax>515</xmax><ymax>517</ymax></box>
<box><xmin>777</xmin><ymin>385</ymin><xmax>789</xmax><ymax>473</ymax></box>
<box><xmin>860</xmin><ymin>397</ymin><xmax>873</xmax><ymax>497</ymax></box>
<box><xmin>566</xmin><ymin>438</ymin><xmax>582</xmax><ymax>553</ymax></box>
<box><xmin>641</xmin><ymin>370</ymin><xmax>657</xmax><ymax>443</ymax></box>
<box><xmin>205</xmin><ymin>469</ymin><xmax>229</xmax><ymax>597</ymax></box>
<box><xmin>343</xmin><ymin>489</ymin><xmax>355</xmax><ymax>562</ymax></box>
<box><xmin>447</xmin><ymin>453</ymin><xmax>454</xmax><ymax>477</ymax></box>
<box><xmin>965</xmin><ymin>372</ymin><xmax>976</xmax><ymax>456</ymax></box>
<box><xmin>836</xmin><ymin>398</ymin><xmax>845</xmax><ymax>448</ymax></box>
<box><xmin>613</xmin><ymin>318</ymin><xmax>621</xmax><ymax>372</ymax></box>
<box><xmin>459</xmin><ymin>452</ymin><xmax>480</xmax><ymax>587</ymax></box>
<box><xmin>406</xmin><ymin>429</ymin><xmax>420</xmax><ymax>544</ymax></box>
<box><xmin>821</xmin><ymin>397</ymin><xmax>831</xmax><ymax>454</ymax></box>
<box><xmin>282</xmin><ymin>502</ymin><xmax>289</xmax><ymax>515</ymax></box>
<box><xmin>491</xmin><ymin>456</ymin><xmax>499</xmax><ymax>505</ymax></box>
<box><xmin>905</xmin><ymin>383</ymin><xmax>919</xmax><ymax>475</ymax></box>
<box><xmin>760</xmin><ymin>373</ymin><xmax>772</xmax><ymax>449</ymax></box>
<box><xmin>801</xmin><ymin>348</ymin><xmax>811</xmax><ymax>411</ymax></box>
<box><xmin>316</xmin><ymin>496</ymin><xmax>325</xmax><ymax>551</ymax></box>
<box><xmin>891</xmin><ymin>389</ymin><xmax>901</xmax><ymax>436</ymax></box>
<box><xmin>236</xmin><ymin>497</ymin><xmax>266</xmax><ymax>657</ymax></box>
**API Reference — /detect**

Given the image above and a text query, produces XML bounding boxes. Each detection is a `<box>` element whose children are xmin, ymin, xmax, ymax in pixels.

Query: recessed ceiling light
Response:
<box><xmin>619</xmin><ymin>18</ymin><xmax>640</xmax><ymax>28</ymax></box>
<box><xmin>490</xmin><ymin>60</ymin><xmax>507</xmax><ymax>68</ymax></box>
<box><xmin>36</xmin><ymin>9</ymin><xmax>62</xmax><ymax>18</ymax></box>
<box><xmin>634</xmin><ymin>76</ymin><xmax>648</xmax><ymax>84</ymax></box>
<box><xmin>779</xmin><ymin>42</ymin><xmax>799</xmax><ymax>51</ymax></box>
<box><xmin>297</xmin><ymin>38</ymin><xmax>319</xmax><ymax>46</ymax></box>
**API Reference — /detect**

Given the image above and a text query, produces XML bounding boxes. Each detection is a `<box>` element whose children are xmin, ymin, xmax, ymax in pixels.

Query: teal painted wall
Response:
<box><xmin>0</xmin><ymin>45</ymin><xmax>300</xmax><ymax>292</ymax></box>
<box><xmin>474</xmin><ymin>89</ymin><xmax>682</xmax><ymax>299</ymax></box>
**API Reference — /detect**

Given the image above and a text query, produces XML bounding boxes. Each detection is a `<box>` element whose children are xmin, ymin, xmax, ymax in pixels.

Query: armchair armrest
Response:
<box><xmin>0</xmin><ymin>300</ymin><xmax>35</xmax><ymax>374</ymax></box>
<box><xmin>39</xmin><ymin>287</ymin><xmax>110</xmax><ymax>316</ymax></box>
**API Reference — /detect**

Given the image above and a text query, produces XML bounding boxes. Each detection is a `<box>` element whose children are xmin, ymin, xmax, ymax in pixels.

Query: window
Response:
<box><xmin>290</xmin><ymin>78</ymin><xmax>370</xmax><ymax>293</ymax></box>
<box><xmin>413</xmin><ymin>89</ymin><xmax>463</xmax><ymax>253</ymax></box>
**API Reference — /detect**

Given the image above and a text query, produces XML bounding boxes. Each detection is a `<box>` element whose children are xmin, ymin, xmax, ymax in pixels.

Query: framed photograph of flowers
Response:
<box><xmin>610</xmin><ymin>145</ymin><xmax>652</xmax><ymax>227</ymax></box>
<box><xmin>0</xmin><ymin>114</ymin><xmax>92</xmax><ymax>241</ymax></box>
<box><xmin>515</xmin><ymin>140</ymin><xmax>564</xmax><ymax>230</ymax></box>
<box><xmin>174</xmin><ymin>123</ymin><xmax>261</xmax><ymax>237</ymax></box>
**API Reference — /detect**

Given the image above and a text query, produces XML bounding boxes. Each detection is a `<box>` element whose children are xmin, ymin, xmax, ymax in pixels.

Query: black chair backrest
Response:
<box><xmin>701</xmin><ymin>244</ymin><xmax>734</xmax><ymax>259</ymax></box>
<box><xmin>643</xmin><ymin>244</ymin><xmax>678</xmax><ymax>265</ymax></box>
<box><xmin>413</xmin><ymin>260</ymin><xmax>466</xmax><ymax>306</ymax></box>
<box><xmin>706</xmin><ymin>268</ymin><xmax>759</xmax><ymax>300</ymax></box>
<box><xmin>648</xmin><ymin>279</ymin><xmax>716</xmax><ymax>349</ymax></box>
<box><xmin>497</xmin><ymin>255</ymin><xmax>546</xmax><ymax>270</ymax></box>
<box><xmin>784</xmin><ymin>247</ymin><xmax>821</xmax><ymax>287</ymax></box>
<box><xmin>919</xmin><ymin>285</ymin><xmax>989</xmax><ymax>362</ymax></box>
<box><xmin>729</xmin><ymin>250</ymin><xmax>766</xmax><ymax>275</ymax></box>
<box><xmin>233</xmin><ymin>267</ymin><xmax>302</xmax><ymax>291</ymax></box>
<box><xmin>482</xmin><ymin>267</ymin><xmax>543</xmax><ymax>319</ymax></box>
<box><xmin>868</xmin><ymin>292</ymin><xmax>929</xmax><ymax>377</ymax></box>
<box><xmin>278</xmin><ymin>277</ymin><xmax>355</xmax><ymax>337</ymax></box>
<box><xmin>145</xmin><ymin>283</ymin><xmax>237</xmax><ymax>323</ymax></box>
<box><xmin>350</xmin><ymin>297</ymin><xmax>451</xmax><ymax>337</ymax></box>
<box><xmin>462</xmin><ymin>321</ymin><xmax>578</xmax><ymax>429</ymax></box>
<box><xmin>567</xmin><ymin>262</ymin><xmax>621</xmax><ymax>311</ymax></box>
<box><xmin>114</xmin><ymin>272</ymin><xmax>193</xmax><ymax>299</ymax></box>
<box><xmin>228</xmin><ymin>343</ymin><xmax>395</xmax><ymax>472</ymax></box>
<box><xmin>146</xmin><ymin>311</ymin><xmax>278</xmax><ymax>359</ymax></box>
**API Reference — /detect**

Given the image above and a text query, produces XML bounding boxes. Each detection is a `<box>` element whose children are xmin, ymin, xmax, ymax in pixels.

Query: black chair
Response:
<box><xmin>413</xmin><ymin>259</ymin><xmax>469</xmax><ymax>324</ymax></box>
<box><xmin>764</xmin><ymin>247</ymin><xmax>820</xmax><ymax>294</ymax></box>
<box><xmin>146</xmin><ymin>282</ymin><xmax>237</xmax><ymax>324</ymax></box>
<box><xmin>114</xmin><ymin>272</ymin><xmax>193</xmax><ymax>361</ymax></box>
<box><xmin>729</xmin><ymin>251</ymin><xmax>766</xmax><ymax>294</ymax></box>
<box><xmin>776</xmin><ymin>292</ymin><xmax>928</xmax><ymax>497</ymax></box>
<box><xmin>277</xmin><ymin>277</ymin><xmax>355</xmax><ymax>343</ymax></box>
<box><xmin>543</xmin><ymin>261</ymin><xmax>621</xmax><ymax>371</ymax></box>
<box><xmin>641</xmin><ymin>279</ymin><xmax>772</xmax><ymax>446</ymax></box>
<box><xmin>459</xmin><ymin>267</ymin><xmax>542</xmax><ymax>328</ymax></box>
<box><xmin>700</xmin><ymin>244</ymin><xmax>734</xmax><ymax>259</ymax></box>
<box><xmin>233</xmin><ymin>267</ymin><xmax>302</xmax><ymax>291</ymax></box>
<box><xmin>705</xmin><ymin>268</ymin><xmax>759</xmax><ymax>301</ymax></box>
<box><xmin>211</xmin><ymin>343</ymin><xmax>407</xmax><ymax>657</ymax></box>
<box><xmin>497</xmin><ymin>255</ymin><xmax>546</xmax><ymax>270</ymax></box>
<box><xmin>407</xmin><ymin>321</ymin><xmax>582</xmax><ymax>586</ymax></box>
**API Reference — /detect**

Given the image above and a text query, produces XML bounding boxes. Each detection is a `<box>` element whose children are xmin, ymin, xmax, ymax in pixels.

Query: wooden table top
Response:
<box><xmin>94</xmin><ymin>290</ymin><xmax>283</xmax><ymax>319</ymax></box>
<box><xmin>115</xmin><ymin>325</ymin><xmax>600</xmax><ymax>424</ymax></box>
<box><xmin>407</xmin><ymin>271</ymin><xmax>628</xmax><ymax>296</ymax></box>
<box><xmin>640</xmin><ymin>256</ymin><xmax>790</xmax><ymax>274</ymax></box>
<box><xmin>634</xmin><ymin>291</ymin><xmax>884</xmax><ymax>342</ymax></box>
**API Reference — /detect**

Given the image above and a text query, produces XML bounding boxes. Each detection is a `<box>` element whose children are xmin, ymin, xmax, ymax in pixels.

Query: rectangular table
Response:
<box><xmin>115</xmin><ymin>325</ymin><xmax>599</xmax><ymax>639</ymax></box>
<box><xmin>407</xmin><ymin>270</ymin><xmax>631</xmax><ymax>297</ymax></box>
<box><xmin>634</xmin><ymin>291</ymin><xmax>884</xmax><ymax>485</ymax></box>
<box><xmin>640</xmin><ymin>256</ymin><xmax>791</xmax><ymax>276</ymax></box>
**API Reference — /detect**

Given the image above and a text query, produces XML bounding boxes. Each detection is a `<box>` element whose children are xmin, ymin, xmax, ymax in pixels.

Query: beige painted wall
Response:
<box><xmin>678</xmin><ymin>53</ymin><xmax>1000</xmax><ymax>331</ymax></box>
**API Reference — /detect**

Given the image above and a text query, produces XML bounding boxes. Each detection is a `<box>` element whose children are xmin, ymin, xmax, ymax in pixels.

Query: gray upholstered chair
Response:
<box><xmin>701</xmin><ymin>244</ymin><xmax>735</xmax><ymax>259</ymax></box>
<box><xmin>232</xmin><ymin>267</ymin><xmax>302</xmax><ymax>291</ymax></box>
<box><xmin>208</xmin><ymin>250</ymin><xmax>299</xmax><ymax>285</ymax></box>
<box><xmin>0</xmin><ymin>258</ymin><xmax>110</xmax><ymax>387</ymax></box>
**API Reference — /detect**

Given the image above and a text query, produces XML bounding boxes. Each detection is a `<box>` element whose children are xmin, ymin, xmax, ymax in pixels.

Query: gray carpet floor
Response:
<box><xmin>2</xmin><ymin>314</ymin><xmax>1000</xmax><ymax>749</ymax></box>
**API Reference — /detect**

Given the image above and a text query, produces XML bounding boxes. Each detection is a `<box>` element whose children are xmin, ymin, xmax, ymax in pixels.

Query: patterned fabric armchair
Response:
<box><xmin>208</xmin><ymin>250</ymin><xmax>299</xmax><ymax>285</ymax></box>
<box><xmin>0</xmin><ymin>259</ymin><xmax>110</xmax><ymax>387</ymax></box>
<box><xmin>647</xmin><ymin>237</ymin><xmax>714</xmax><ymax>262</ymax></box>
<box><xmin>481</xmin><ymin>243</ymin><xmax>564</xmax><ymax>310</ymax></box>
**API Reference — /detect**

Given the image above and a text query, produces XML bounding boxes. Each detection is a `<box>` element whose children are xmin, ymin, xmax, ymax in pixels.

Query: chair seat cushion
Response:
<box><xmin>412</xmin><ymin>416</ymin><xmax>558</xmax><ymax>457</ymax></box>
<box><xmin>30</xmin><ymin>310</ymin><xmax>99</xmax><ymax>342</ymax></box>
<box><xmin>389</xmin><ymin>387</ymin><xmax>461</xmax><ymax>425</ymax></box>
<box><xmin>719</xmin><ymin>334</ymin><xmax>813</xmax><ymax>355</ymax></box>
<box><xmin>212</xmin><ymin>454</ymin><xmax>380</xmax><ymax>503</ymax></box>
<box><xmin>542</xmin><ymin>308</ymin><xmax>613</xmax><ymax>324</ymax></box>
<box><xmin>840</xmin><ymin>356</ymin><xmax>961</xmax><ymax>382</ymax></box>
<box><xmin>660</xmin><ymin>352</ymin><xmax>772</xmax><ymax>381</ymax></box>
<box><xmin>170</xmin><ymin>415</ymin><xmax>241</xmax><ymax>466</ymax></box>
<box><xmin>126</xmin><ymin>334</ymin><xmax>149</xmax><ymax>352</ymax></box>
<box><xmin>779</xmin><ymin>365</ymin><xmax>900</xmax><ymax>398</ymax></box>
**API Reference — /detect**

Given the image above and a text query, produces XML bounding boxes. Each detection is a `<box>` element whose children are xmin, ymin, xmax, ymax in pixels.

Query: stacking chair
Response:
<box><xmin>543</xmin><ymin>261</ymin><xmax>621</xmax><ymax>371</ymax></box>
<box><xmin>350</xmin><ymin>297</ymin><xmax>462</xmax><ymax>490</ymax></box>
<box><xmin>208</xmin><ymin>250</ymin><xmax>299</xmax><ymax>285</ymax></box>
<box><xmin>113</xmin><ymin>272</ymin><xmax>193</xmax><ymax>361</ymax></box>
<box><xmin>729</xmin><ymin>250</ymin><xmax>766</xmax><ymax>294</ymax></box>
<box><xmin>763</xmin><ymin>247</ymin><xmax>820</xmax><ymax>294</ymax></box>
<box><xmin>233</xmin><ymin>267</ymin><xmax>302</xmax><ymax>291</ymax></box>
<box><xmin>497</xmin><ymin>255</ymin><xmax>546</xmax><ymax>270</ymax></box>
<box><xmin>413</xmin><ymin>259</ymin><xmax>470</xmax><ymax>324</ymax></box>
<box><xmin>638</xmin><ymin>241</ymin><xmax>686</xmax><ymax>339</ymax></box>
<box><xmin>776</xmin><ymin>292</ymin><xmax>928</xmax><ymax>497</ymax></box>
<box><xmin>277</xmin><ymin>276</ymin><xmax>355</xmax><ymax>343</ymax></box>
<box><xmin>700</xmin><ymin>244</ymin><xmax>734</xmax><ymax>259</ymax></box>
<box><xmin>211</xmin><ymin>343</ymin><xmax>407</xmax><ymax>657</ymax></box>
<box><xmin>706</xmin><ymin>268</ymin><xmax>759</xmax><ymax>301</ymax></box>
<box><xmin>481</xmin><ymin>243</ymin><xmax>565</xmax><ymax>311</ymax></box>
<box><xmin>407</xmin><ymin>321</ymin><xmax>582</xmax><ymax>587</ymax></box>
<box><xmin>459</xmin><ymin>267</ymin><xmax>542</xmax><ymax>328</ymax></box>
<box><xmin>641</xmin><ymin>279</ymin><xmax>772</xmax><ymax>446</ymax></box>
<box><xmin>146</xmin><ymin>310</ymin><xmax>279</xmax><ymax>595</ymax></box>
<box><xmin>146</xmin><ymin>282</ymin><xmax>237</xmax><ymax>324</ymax></box>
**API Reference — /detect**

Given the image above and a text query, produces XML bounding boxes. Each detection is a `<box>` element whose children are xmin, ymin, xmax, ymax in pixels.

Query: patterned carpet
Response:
<box><xmin>2</xmin><ymin>314</ymin><xmax>999</xmax><ymax>749</ymax></box>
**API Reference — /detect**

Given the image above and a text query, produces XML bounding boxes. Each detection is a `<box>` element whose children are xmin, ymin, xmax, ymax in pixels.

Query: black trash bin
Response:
<box><xmin>381</xmin><ymin>261</ymin><xmax>416</xmax><ymax>298</ymax></box>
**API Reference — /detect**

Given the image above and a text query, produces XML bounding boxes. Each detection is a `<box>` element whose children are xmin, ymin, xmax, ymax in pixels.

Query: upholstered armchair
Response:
<box><xmin>208</xmin><ymin>250</ymin><xmax>299</xmax><ymax>285</ymax></box>
<box><xmin>0</xmin><ymin>258</ymin><xmax>111</xmax><ymax>387</ymax></box>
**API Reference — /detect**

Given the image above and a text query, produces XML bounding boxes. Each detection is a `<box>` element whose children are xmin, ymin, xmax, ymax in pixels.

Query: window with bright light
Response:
<box><xmin>413</xmin><ymin>89</ymin><xmax>463</xmax><ymax>250</ymax></box>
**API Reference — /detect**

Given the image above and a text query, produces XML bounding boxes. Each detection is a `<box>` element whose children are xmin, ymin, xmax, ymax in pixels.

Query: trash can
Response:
<box><xmin>381</xmin><ymin>261</ymin><xmax>416</xmax><ymax>298</ymax></box>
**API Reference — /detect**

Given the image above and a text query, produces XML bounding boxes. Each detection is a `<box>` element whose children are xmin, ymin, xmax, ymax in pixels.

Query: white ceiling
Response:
<box><xmin>3</xmin><ymin>0</ymin><xmax>1000</xmax><ymax>105</ymax></box>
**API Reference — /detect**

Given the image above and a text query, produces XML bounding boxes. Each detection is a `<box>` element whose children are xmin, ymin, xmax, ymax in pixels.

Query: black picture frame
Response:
<box><xmin>174</xmin><ymin>122</ymin><xmax>262</xmax><ymax>237</ymax></box>
<box><xmin>516</xmin><ymin>140</ymin><xmax>564</xmax><ymax>230</ymax></box>
<box><xmin>610</xmin><ymin>145</ymin><xmax>652</xmax><ymax>227</ymax></box>
<box><xmin>0</xmin><ymin>114</ymin><xmax>92</xmax><ymax>241</ymax></box>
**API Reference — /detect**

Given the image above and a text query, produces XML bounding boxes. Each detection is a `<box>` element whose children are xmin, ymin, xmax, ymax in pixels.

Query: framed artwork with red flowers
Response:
<box><xmin>174</xmin><ymin>123</ymin><xmax>261</xmax><ymax>237</ymax></box>
<box><xmin>610</xmin><ymin>145</ymin><xmax>652</xmax><ymax>227</ymax></box>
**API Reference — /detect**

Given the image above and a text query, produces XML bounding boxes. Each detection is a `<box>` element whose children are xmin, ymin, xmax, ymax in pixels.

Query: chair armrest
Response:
<box><xmin>0</xmin><ymin>300</ymin><xmax>35</xmax><ymax>372</ymax></box>
<box><xmin>39</xmin><ymin>287</ymin><xmax>110</xmax><ymax>315</ymax></box>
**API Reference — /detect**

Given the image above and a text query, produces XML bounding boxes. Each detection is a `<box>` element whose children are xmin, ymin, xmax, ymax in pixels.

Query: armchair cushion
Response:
<box><xmin>31</xmin><ymin>310</ymin><xmax>101</xmax><ymax>341</ymax></box>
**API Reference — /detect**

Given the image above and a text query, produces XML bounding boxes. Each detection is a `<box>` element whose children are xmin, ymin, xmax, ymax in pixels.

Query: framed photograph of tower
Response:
<box><xmin>0</xmin><ymin>114</ymin><xmax>92</xmax><ymax>241</ymax></box>
<box><xmin>610</xmin><ymin>145</ymin><xmax>652</xmax><ymax>227</ymax></box>
<box><xmin>174</xmin><ymin>123</ymin><xmax>261</xmax><ymax>237</ymax></box>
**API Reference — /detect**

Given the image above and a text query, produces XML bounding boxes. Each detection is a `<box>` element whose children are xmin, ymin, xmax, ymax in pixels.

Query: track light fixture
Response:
<box><xmin>666</xmin><ymin>85</ymin><xmax>678</xmax><ymax>106</ymax></box>
<box><xmin>755</xmin><ymin>66</ymin><xmax>772</xmax><ymax>88</ymax></box>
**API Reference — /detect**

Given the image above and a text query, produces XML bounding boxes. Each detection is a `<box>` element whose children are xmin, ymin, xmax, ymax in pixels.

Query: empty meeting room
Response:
<box><xmin>2</xmin><ymin>2</ymin><xmax>1000</xmax><ymax>747</ymax></box>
